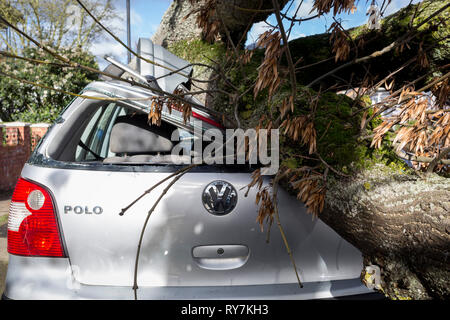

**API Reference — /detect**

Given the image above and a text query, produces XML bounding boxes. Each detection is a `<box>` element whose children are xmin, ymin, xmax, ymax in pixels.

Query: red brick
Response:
<box><xmin>0</xmin><ymin>123</ymin><xmax>48</xmax><ymax>192</ymax></box>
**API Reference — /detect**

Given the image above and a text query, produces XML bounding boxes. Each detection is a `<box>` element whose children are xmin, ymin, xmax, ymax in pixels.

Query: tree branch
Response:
<box><xmin>272</xmin><ymin>172</ymin><xmax>303</xmax><ymax>288</ymax></box>
<box><xmin>307</xmin><ymin>2</ymin><xmax>450</xmax><ymax>88</ymax></box>
<box><xmin>272</xmin><ymin>0</ymin><xmax>297</xmax><ymax>102</ymax></box>
<box><xmin>427</xmin><ymin>147</ymin><xmax>450</xmax><ymax>173</ymax></box>
<box><xmin>132</xmin><ymin>166</ymin><xmax>197</xmax><ymax>299</ymax></box>
<box><xmin>0</xmin><ymin>24</ymin><xmax>226</xmax><ymax>118</ymax></box>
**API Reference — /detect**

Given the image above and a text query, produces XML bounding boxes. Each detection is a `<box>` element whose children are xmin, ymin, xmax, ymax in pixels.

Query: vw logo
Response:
<box><xmin>202</xmin><ymin>181</ymin><xmax>238</xmax><ymax>215</ymax></box>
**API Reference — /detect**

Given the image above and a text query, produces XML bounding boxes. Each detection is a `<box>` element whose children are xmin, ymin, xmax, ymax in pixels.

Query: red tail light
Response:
<box><xmin>192</xmin><ymin>111</ymin><xmax>224</xmax><ymax>129</ymax></box>
<box><xmin>7</xmin><ymin>178</ymin><xmax>65</xmax><ymax>257</ymax></box>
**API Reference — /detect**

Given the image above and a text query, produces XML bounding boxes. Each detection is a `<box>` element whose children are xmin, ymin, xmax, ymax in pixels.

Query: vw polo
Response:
<box><xmin>3</xmin><ymin>39</ymin><xmax>375</xmax><ymax>300</ymax></box>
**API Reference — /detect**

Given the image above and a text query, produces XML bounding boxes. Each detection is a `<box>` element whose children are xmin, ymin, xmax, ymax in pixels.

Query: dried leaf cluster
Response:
<box><xmin>148</xmin><ymin>96</ymin><xmax>164</xmax><ymax>126</ymax></box>
<box><xmin>329</xmin><ymin>21</ymin><xmax>351</xmax><ymax>62</ymax></box>
<box><xmin>280</xmin><ymin>116</ymin><xmax>317</xmax><ymax>155</ymax></box>
<box><xmin>372</xmin><ymin>84</ymin><xmax>450</xmax><ymax>172</ymax></box>
<box><xmin>187</xmin><ymin>0</ymin><xmax>220</xmax><ymax>42</ymax></box>
<box><xmin>289</xmin><ymin>171</ymin><xmax>325</xmax><ymax>215</ymax></box>
<box><xmin>312</xmin><ymin>0</ymin><xmax>356</xmax><ymax>15</ymax></box>
<box><xmin>254</xmin><ymin>30</ymin><xmax>283</xmax><ymax>100</ymax></box>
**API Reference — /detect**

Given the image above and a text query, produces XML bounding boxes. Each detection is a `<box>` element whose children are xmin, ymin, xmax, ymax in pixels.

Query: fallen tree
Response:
<box><xmin>154</xmin><ymin>0</ymin><xmax>450</xmax><ymax>299</ymax></box>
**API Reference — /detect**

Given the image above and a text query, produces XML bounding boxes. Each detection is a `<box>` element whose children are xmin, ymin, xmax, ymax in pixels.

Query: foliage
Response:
<box><xmin>168</xmin><ymin>38</ymin><xmax>226</xmax><ymax>79</ymax></box>
<box><xmin>0</xmin><ymin>0</ymin><xmax>23</xmax><ymax>28</ymax></box>
<box><xmin>288</xmin><ymin>0</ymin><xmax>450</xmax><ymax>90</ymax></box>
<box><xmin>171</xmin><ymin>3</ymin><xmax>447</xmax><ymax>181</ymax></box>
<box><xmin>0</xmin><ymin>0</ymin><xmax>118</xmax><ymax>52</ymax></box>
<box><xmin>0</xmin><ymin>46</ymin><xmax>98</xmax><ymax>122</ymax></box>
<box><xmin>0</xmin><ymin>0</ymin><xmax>446</xmax><ymax>299</ymax></box>
<box><xmin>276</xmin><ymin>87</ymin><xmax>410</xmax><ymax>178</ymax></box>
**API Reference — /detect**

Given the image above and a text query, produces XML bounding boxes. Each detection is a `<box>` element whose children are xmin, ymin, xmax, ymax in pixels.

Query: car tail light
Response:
<box><xmin>192</xmin><ymin>111</ymin><xmax>224</xmax><ymax>129</ymax></box>
<box><xmin>7</xmin><ymin>178</ymin><xmax>65</xmax><ymax>257</ymax></box>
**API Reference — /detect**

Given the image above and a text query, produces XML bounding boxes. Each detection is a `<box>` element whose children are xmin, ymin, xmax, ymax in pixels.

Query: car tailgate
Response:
<box><xmin>21</xmin><ymin>164</ymin><xmax>363</xmax><ymax>287</ymax></box>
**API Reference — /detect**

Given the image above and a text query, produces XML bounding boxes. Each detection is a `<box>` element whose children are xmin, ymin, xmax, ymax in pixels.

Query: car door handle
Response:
<box><xmin>192</xmin><ymin>245</ymin><xmax>250</xmax><ymax>270</ymax></box>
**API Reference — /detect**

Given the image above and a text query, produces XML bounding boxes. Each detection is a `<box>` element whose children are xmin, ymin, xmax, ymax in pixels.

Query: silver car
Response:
<box><xmin>3</xmin><ymin>39</ymin><xmax>374</xmax><ymax>300</ymax></box>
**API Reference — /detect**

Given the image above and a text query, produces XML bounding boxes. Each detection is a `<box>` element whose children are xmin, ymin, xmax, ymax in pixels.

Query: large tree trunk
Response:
<box><xmin>152</xmin><ymin>0</ymin><xmax>204</xmax><ymax>48</ymax></box>
<box><xmin>151</xmin><ymin>0</ymin><xmax>288</xmax><ymax>105</ymax></box>
<box><xmin>320</xmin><ymin>165</ymin><xmax>450</xmax><ymax>299</ymax></box>
<box><xmin>152</xmin><ymin>0</ymin><xmax>289</xmax><ymax>48</ymax></box>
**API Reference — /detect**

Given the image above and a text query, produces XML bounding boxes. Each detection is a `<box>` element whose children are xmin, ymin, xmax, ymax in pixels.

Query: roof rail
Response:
<box><xmin>103</xmin><ymin>55</ymin><xmax>163</xmax><ymax>94</ymax></box>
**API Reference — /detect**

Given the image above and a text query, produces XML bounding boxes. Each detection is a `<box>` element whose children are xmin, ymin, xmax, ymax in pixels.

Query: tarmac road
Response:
<box><xmin>0</xmin><ymin>192</ymin><xmax>11</xmax><ymax>295</ymax></box>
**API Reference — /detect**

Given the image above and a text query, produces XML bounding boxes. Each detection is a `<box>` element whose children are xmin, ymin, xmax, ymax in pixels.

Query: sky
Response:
<box><xmin>92</xmin><ymin>0</ymin><xmax>421</xmax><ymax>69</ymax></box>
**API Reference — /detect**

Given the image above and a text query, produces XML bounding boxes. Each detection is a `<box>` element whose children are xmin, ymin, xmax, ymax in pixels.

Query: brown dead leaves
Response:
<box><xmin>279</xmin><ymin>95</ymin><xmax>295</xmax><ymax>119</ymax></box>
<box><xmin>432</xmin><ymin>77</ymin><xmax>449</xmax><ymax>108</ymax></box>
<box><xmin>417</xmin><ymin>42</ymin><xmax>430</xmax><ymax>69</ymax></box>
<box><xmin>371</xmin><ymin>85</ymin><xmax>450</xmax><ymax>171</ymax></box>
<box><xmin>187</xmin><ymin>0</ymin><xmax>220</xmax><ymax>42</ymax></box>
<box><xmin>329</xmin><ymin>21</ymin><xmax>351</xmax><ymax>62</ymax></box>
<box><xmin>280</xmin><ymin>116</ymin><xmax>317</xmax><ymax>155</ymax></box>
<box><xmin>247</xmin><ymin>165</ymin><xmax>326</xmax><ymax>231</ymax></box>
<box><xmin>171</xmin><ymin>88</ymin><xmax>193</xmax><ymax>124</ymax></box>
<box><xmin>148</xmin><ymin>89</ymin><xmax>194</xmax><ymax>126</ymax></box>
<box><xmin>254</xmin><ymin>30</ymin><xmax>282</xmax><ymax>100</ymax></box>
<box><xmin>238</xmin><ymin>49</ymin><xmax>254</xmax><ymax>65</ymax></box>
<box><xmin>312</xmin><ymin>0</ymin><xmax>356</xmax><ymax>16</ymax></box>
<box><xmin>244</xmin><ymin>169</ymin><xmax>272</xmax><ymax>230</ymax></box>
<box><xmin>290</xmin><ymin>172</ymin><xmax>325</xmax><ymax>216</ymax></box>
<box><xmin>255</xmin><ymin>187</ymin><xmax>275</xmax><ymax>230</ymax></box>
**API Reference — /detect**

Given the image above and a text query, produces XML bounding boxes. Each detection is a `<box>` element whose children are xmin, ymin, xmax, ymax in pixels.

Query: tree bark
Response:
<box><xmin>320</xmin><ymin>165</ymin><xmax>450</xmax><ymax>299</ymax></box>
<box><xmin>152</xmin><ymin>0</ymin><xmax>289</xmax><ymax>48</ymax></box>
<box><xmin>152</xmin><ymin>0</ymin><xmax>204</xmax><ymax>48</ymax></box>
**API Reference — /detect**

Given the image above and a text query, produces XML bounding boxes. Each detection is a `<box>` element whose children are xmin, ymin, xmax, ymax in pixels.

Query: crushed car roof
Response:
<box><xmin>88</xmin><ymin>38</ymin><xmax>224</xmax><ymax>133</ymax></box>
<box><xmin>82</xmin><ymin>80</ymin><xmax>223</xmax><ymax>134</ymax></box>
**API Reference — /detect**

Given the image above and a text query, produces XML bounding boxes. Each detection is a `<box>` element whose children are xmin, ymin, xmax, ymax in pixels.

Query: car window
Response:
<box><xmin>101</xmin><ymin>107</ymin><xmax>126</xmax><ymax>158</ymax></box>
<box><xmin>75</xmin><ymin>103</ymin><xmax>122</xmax><ymax>161</ymax></box>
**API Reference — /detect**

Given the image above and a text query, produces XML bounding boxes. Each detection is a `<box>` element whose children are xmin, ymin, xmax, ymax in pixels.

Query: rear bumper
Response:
<box><xmin>2</xmin><ymin>292</ymin><xmax>386</xmax><ymax>301</ymax></box>
<box><xmin>4</xmin><ymin>255</ymin><xmax>375</xmax><ymax>300</ymax></box>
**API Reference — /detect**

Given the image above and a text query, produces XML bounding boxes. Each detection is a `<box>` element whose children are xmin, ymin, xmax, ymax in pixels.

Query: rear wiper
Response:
<box><xmin>78</xmin><ymin>140</ymin><xmax>104</xmax><ymax>161</ymax></box>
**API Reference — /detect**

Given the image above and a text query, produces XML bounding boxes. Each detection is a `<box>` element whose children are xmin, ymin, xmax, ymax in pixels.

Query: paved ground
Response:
<box><xmin>0</xmin><ymin>191</ymin><xmax>11</xmax><ymax>295</ymax></box>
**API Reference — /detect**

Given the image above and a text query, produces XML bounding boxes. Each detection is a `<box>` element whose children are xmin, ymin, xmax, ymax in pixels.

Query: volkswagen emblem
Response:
<box><xmin>202</xmin><ymin>181</ymin><xmax>238</xmax><ymax>215</ymax></box>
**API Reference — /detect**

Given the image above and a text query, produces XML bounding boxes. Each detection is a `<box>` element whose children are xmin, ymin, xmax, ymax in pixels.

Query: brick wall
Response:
<box><xmin>0</xmin><ymin>123</ymin><xmax>50</xmax><ymax>192</ymax></box>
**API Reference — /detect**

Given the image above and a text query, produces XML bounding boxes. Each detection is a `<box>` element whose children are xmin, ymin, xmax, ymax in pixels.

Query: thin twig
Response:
<box><xmin>119</xmin><ymin>164</ymin><xmax>199</xmax><ymax>216</ymax></box>
<box><xmin>272</xmin><ymin>172</ymin><xmax>303</xmax><ymax>288</ymax></box>
<box><xmin>272</xmin><ymin>0</ymin><xmax>297</xmax><ymax>103</ymax></box>
<box><xmin>316</xmin><ymin>152</ymin><xmax>350</xmax><ymax>177</ymax></box>
<box><xmin>133</xmin><ymin>166</ymin><xmax>197</xmax><ymax>300</ymax></box>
